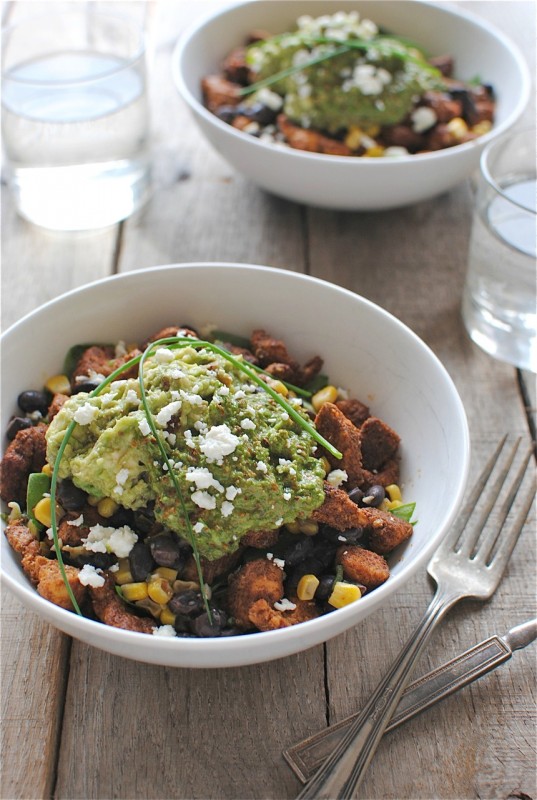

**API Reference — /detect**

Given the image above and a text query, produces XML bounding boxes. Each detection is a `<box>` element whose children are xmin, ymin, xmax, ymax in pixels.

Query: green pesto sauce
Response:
<box><xmin>46</xmin><ymin>346</ymin><xmax>326</xmax><ymax>560</ymax></box>
<box><xmin>247</xmin><ymin>31</ymin><xmax>440</xmax><ymax>132</ymax></box>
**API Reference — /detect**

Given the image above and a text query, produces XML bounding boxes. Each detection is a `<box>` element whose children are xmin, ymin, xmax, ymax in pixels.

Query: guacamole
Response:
<box><xmin>246</xmin><ymin>12</ymin><xmax>441</xmax><ymax>132</ymax></box>
<box><xmin>46</xmin><ymin>345</ymin><xmax>326</xmax><ymax>560</ymax></box>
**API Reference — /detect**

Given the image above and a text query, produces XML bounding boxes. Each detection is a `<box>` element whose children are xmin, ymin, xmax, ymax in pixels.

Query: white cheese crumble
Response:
<box><xmin>221</xmin><ymin>501</ymin><xmax>234</xmax><ymax>518</ymax></box>
<box><xmin>67</xmin><ymin>514</ymin><xmax>84</xmax><ymax>527</ymax></box>
<box><xmin>256</xmin><ymin>87</ymin><xmax>283</xmax><ymax>111</ymax></box>
<box><xmin>154</xmin><ymin>348</ymin><xmax>175</xmax><ymax>363</ymax></box>
<box><xmin>411</xmin><ymin>105</ymin><xmax>437</xmax><ymax>133</ymax></box>
<box><xmin>274</xmin><ymin>518</ymin><xmax>284</xmax><ymax>527</ymax></box>
<box><xmin>152</xmin><ymin>625</ymin><xmax>176</xmax><ymax>637</ymax></box>
<box><xmin>274</xmin><ymin>598</ymin><xmax>296</xmax><ymax>612</ymax></box>
<box><xmin>124</xmin><ymin>389</ymin><xmax>140</xmax><ymax>406</ymax></box>
<box><xmin>82</xmin><ymin>524</ymin><xmax>138</xmax><ymax>558</ymax></box>
<box><xmin>73</xmin><ymin>402</ymin><xmax>98</xmax><ymax>425</ymax></box>
<box><xmin>198</xmin><ymin>424</ymin><xmax>240</xmax><ymax>463</ymax></box>
<box><xmin>138</xmin><ymin>418</ymin><xmax>151</xmax><ymax>436</ymax></box>
<box><xmin>185</xmin><ymin>467</ymin><xmax>225</xmax><ymax>494</ymax></box>
<box><xmin>384</xmin><ymin>146</ymin><xmax>409</xmax><ymax>158</ymax></box>
<box><xmin>240</xmin><ymin>418</ymin><xmax>256</xmax><ymax>430</ymax></box>
<box><xmin>327</xmin><ymin>469</ymin><xmax>348</xmax><ymax>488</ymax></box>
<box><xmin>283</xmin><ymin>491</ymin><xmax>292</xmax><ymax>501</ymax></box>
<box><xmin>191</xmin><ymin>490</ymin><xmax>217</xmax><ymax>510</ymax></box>
<box><xmin>193</xmin><ymin>521</ymin><xmax>205</xmax><ymax>533</ymax></box>
<box><xmin>342</xmin><ymin>63</ymin><xmax>392</xmax><ymax>95</ymax></box>
<box><xmin>225</xmin><ymin>486</ymin><xmax>241</xmax><ymax>501</ymax></box>
<box><xmin>78</xmin><ymin>564</ymin><xmax>105</xmax><ymax>588</ymax></box>
<box><xmin>156</xmin><ymin>399</ymin><xmax>182</xmax><ymax>427</ymax></box>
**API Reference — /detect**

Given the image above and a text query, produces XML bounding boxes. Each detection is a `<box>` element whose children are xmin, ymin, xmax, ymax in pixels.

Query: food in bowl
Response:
<box><xmin>202</xmin><ymin>10</ymin><xmax>495</xmax><ymax>158</ymax></box>
<box><xmin>1</xmin><ymin>323</ymin><xmax>415</xmax><ymax>639</ymax></box>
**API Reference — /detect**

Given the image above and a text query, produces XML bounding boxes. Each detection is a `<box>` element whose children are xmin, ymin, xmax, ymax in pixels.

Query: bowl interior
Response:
<box><xmin>1</xmin><ymin>264</ymin><xmax>469</xmax><ymax>666</ymax></box>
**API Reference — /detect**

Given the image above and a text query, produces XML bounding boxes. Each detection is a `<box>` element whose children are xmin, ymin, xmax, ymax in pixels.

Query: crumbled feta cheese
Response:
<box><xmin>138</xmin><ymin>418</ymin><xmax>151</xmax><ymax>436</ymax></box>
<box><xmin>115</xmin><ymin>468</ymin><xmax>130</xmax><ymax>487</ymax></box>
<box><xmin>185</xmin><ymin>467</ymin><xmax>224</xmax><ymax>493</ymax></box>
<box><xmin>198</xmin><ymin>424</ymin><xmax>240</xmax><ymax>463</ymax></box>
<box><xmin>274</xmin><ymin>518</ymin><xmax>284</xmax><ymax>527</ymax></box>
<box><xmin>152</xmin><ymin>625</ymin><xmax>176</xmax><ymax>637</ymax></box>
<box><xmin>217</xmin><ymin>386</ymin><xmax>230</xmax><ymax>396</ymax></box>
<box><xmin>273</xmin><ymin>557</ymin><xmax>285</xmax><ymax>569</ymax></box>
<box><xmin>82</xmin><ymin>524</ymin><xmax>138</xmax><ymax>558</ymax></box>
<box><xmin>240</xmin><ymin>418</ymin><xmax>256</xmax><ymax>430</ymax></box>
<box><xmin>225</xmin><ymin>486</ymin><xmax>241</xmax><ymax>501</ymax></box>
<box><xmin>274</xmin><ymin>598</ymin><xmax>296</xmax><ymax>611</ymax></box>
<box><xmin>234</xmin><ymin>390</ymin><xmax>246</xmax><ymax>400</ymax></box>
<box><xmin>109</xmin><ymin>563</ymin><xmax>119</xmax><ymax>573</ymax></box>
<box><xmin>66</xmin><ymin>514</ymin><xmax>84</xmax><ymax>527</ymax></box>
<box><xmin>73</xmin><ymin>402</ymin><xmax>98</xmax><ymax>425</ymax></box>
<box><xmin>383</xmin><ymin>146</ymin><xmax>409</xmax><ymax>158</ymax></box>
<box><xmin>125</xmin><ymin>389</ymin><xmax>139</xmax><ymax>406</ymax></box>
<box><xmin>327</xmin><ymin>469</ymin><xmax>348</xmax><ymax>488</ymax></box>
<box><xmin>156</xmin><ymin>399</ymin><xmax>182</xmax><ymax>427</ymax></box>
<box><xmin>343</xmin><ymin>63</ymin><xmax>392</xmax><ymax>95</ymax></box>
<box><xmin>256</xmin><ymin>87</ymin><xmax>283</xmax><ymax>111</ymax></box>
<box><xmin>193</xmin><ymin>521</ymin><xmax>205</xmax><ymax>533</ymax></box>
<box><xmin>411</xmin><ymin>105</ymin><xmax>437</xmax><ymax>133</ymax></box>
<box><xmin>180</xmin><ymin>390</ymin><xmax>204</xmax><ymax>406</ymax></box>
<box><xmin>191</xmin><ymin>490</ymin><xmax>217</xmax><ymax>510</ymax></box>
<box><xmin>78</xmin><ymin>564</ymin><xmax>105</xmax><ymax>588</ymax></box>
<box><xmin>183</xmin><ymin>430</ymin><xmax>196</xmax><ymax>448</ymax></box>
<box><xmin>283</xmin><ymin>491</ymin><xmax>292</xmax><ymax>501</ymax></box>
<box><xmin>154</xmin><ymin>348</ymin><xmax>175</xmax><ymax>363</ymax></box>
<box><xmin>221</xmin><ymin>501</ymin><xmax>234</xmax><ymax>518</ymax></box>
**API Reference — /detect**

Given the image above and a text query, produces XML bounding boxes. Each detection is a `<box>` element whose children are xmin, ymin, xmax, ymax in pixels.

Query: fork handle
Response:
<box><xmin>295</xmin><ymin>586</ymin><xmax>462</xmax><ymax>799</ymax></box>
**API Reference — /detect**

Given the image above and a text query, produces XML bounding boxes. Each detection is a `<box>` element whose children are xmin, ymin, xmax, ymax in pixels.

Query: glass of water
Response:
<box><xmin>462</xmin><ymin>127</ymin><xmax>536</xmax><ymax>373</ymax></box>
<box><xmin>1</xmin><ymin>7</ymin><xmax>151</xmax><ymax>231</ymax></box>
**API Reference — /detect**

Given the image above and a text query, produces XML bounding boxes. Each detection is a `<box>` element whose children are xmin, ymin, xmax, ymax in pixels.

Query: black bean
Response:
<box><xmin>6</xmin><ymin>416</ymin><xmax>32</xmax><ymax>440</ymax></box>
<box><xmin>237</xmin><ymin>102</ymin><xmax>277</xmax><ymax>125</ymax></box>
<box><xmin>71</xmin><ymin>380</ymin><xmax>102</xmax><ymax>395</ymax></box>
<box><xmin>17</xmin><ymin>390</ymin><xmax>49</xmax><ymax>415</ymax></box>
<box><xmin>190</xmin><ymin>609</ymin><xmax>226</xmax><ymax>637</ymax></box>
<box><xmin>132</xmin><ymin>505</ymin><xmax>156</xmax><ymax>535</ymax></box>
<box><xmin>315</xmin><ymin>574</ymin><xmax>336</xmax><ymax>601</ymax></box>
<box><xmin>129</xmin><ymin>541</ymin><xmax>156</xmax><ymax>582</ymax></box>
<box><xmin>168</xmin><ymin>590</ymin><xmax>205</xmax><ymax>618</ymax></box>
<box><xmin>173</xmin><ymin>615</ymin><xmax>192</xmax><ymax>634</ymax></box>
<box><xmin>347</xmin><ymin>487</ymin><xmax>364</xmax><ymax>506</ymax></box>
<box><xmin>57</xmin><ymin>479</ymin><xmax>87</xmax><ymax>511</ymax></box>
<box><xmin>281</xmin><ymin>535</ymin><xmax>315</xmax><ymax>567</ymax></box>
<box><xmin>216</xmin><ymin>105</ymin><xmax>239</xmax><ymax>124</ymax></box>
<box><xmin>361</xmin><ymin>485</ymin><xmax>385</xmax><ymax>507</ymax></box>
<box><xmin>335</xmin><ymin>528</ymin><xmax>364</xmax><ymax>546</ymax></box>
<box><xmin>149</xmin><ymin>533</ymin><xmax>186</xmax><ymax>569</ymax></box>
<box><xmin>219</xmin><ymin>627</ymin><xmax>244</xmax><ymax>637</ymax></box>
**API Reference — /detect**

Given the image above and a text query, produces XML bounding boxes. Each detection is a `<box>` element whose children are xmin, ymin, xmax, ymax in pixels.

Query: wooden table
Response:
<box><xmin>2</xmin><ymin>2</ymin><xmax>536</xmax><ymax>798</ymax></box>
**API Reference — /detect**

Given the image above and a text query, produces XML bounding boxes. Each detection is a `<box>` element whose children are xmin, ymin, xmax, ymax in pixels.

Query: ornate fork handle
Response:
<box><xmin>296</xmin><ymin>586</ymin><xmax>462</xmax><ymax>799</ymax></box>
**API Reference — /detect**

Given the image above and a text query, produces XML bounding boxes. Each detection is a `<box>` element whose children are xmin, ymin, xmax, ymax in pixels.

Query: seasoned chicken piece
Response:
<box><xmin>71</xmin><ymin>345</ymin><xmax>115</xmax><ymax>384</ymax></box>
<box><xmin>364</xmin><ymin>507</ymin><xmax>413</xmax><ymax>554</ymax></box>
<box><xmin>240</xmin><ymin>528</ymin><xmax>280</xmax><ymax>549</ymax></box>
<box><xmin>360</xmin><ymin>457</ymin><xmax>400</xmax><ymax>489</ymax></box>
<box><xmin>202</xmin><ymin>75</ymin><xmax>241</xmax><ymax>112</ymax></box>
<box><xmin>359</xmin><ymin>417</ymin><xmax>400</xmax><ymax>472</ymax></box>
<box><xmin>0</xmin><ymin>424</ymin><xmax>47</xmax><ymax>504</ymax></box>
<box><xmin>182</xmin><ymin>549</ymin><xmax>243</xmax><ymax>585</ymax></box>
<box><xmin>48</xmin><ymin>393</ymin><xmax>70</xmax><ymax>421</ymax></box>
<box><xmin>248</xmin><ymin>596</ymin><xmax>320</xmax><ymax>631</ymax></box>
<box><xmin>278</xmin><ymin>114</ymin><xmax>352</xmax><ymax>156</ymax></box>
<box><xmin>250</xmin><ymin>328</ymin><xmax>300</xmax><ymax>370</ymax></box>
<box><xmin>227</xmin><ymin>558</ymin><xmax>284</xmax><ymax>630</ymax></box>
<box><xmin>142</xmin><ymin>325</ymin><xmax>199</xmax><ymax>348</ymax></box>
<box><xmin>4</xmin><ymin>520</ymin><xmax>40</xmax><ymax>556</ymax></box>
<box><xmin>335</xmin><ymin>398</ymin><xmax>370</xmax><ymax>428</ymax></box>
<box><xmin>90</xmin><ymin>574</ymin><xmax>155</xmax><ymax>633</ymax></box>
<box><xmin>315</xmin><ymin>403</ymin><xmax>364</xmax><ymax>487</ymax></box>
<box><xmin>312</xmin><ymin>483</ymin><xmax>362</xmax><ymax>530</ymax></box>
<box><xmin>336</xmin><ymin>545</ymin><xmax>390</xmax><ymax>590</ymax></box>
<box><xmin>222</xmin><ymin>46</ymin><xmax>251</xmax><ymax>84</ymax></box>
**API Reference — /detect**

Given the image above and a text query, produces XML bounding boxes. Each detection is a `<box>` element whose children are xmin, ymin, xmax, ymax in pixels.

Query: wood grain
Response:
<box><xmin>1</xmin><ymin>2</ymin><xmax>535</xmax><ymax>799</ymax></box>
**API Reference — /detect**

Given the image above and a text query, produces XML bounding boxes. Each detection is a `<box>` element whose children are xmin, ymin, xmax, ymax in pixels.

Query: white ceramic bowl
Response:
<box><xmin>1</xmin><ymin>264</ymin><xmax>470</xmax><ymax>667</ymax></box>
<box><xmin>172</xmin><ymin>0</ymin><xmax>530</xmax><ymax>211</ymax></box>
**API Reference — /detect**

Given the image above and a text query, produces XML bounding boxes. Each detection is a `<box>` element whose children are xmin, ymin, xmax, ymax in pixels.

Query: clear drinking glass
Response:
<box><xmin>462</xmin><ymin>127</ymin><xmax>536</xmax><ymax>372</ymax></box>
<box><xmin>1</xmin><ymin>7</ymin><xmax>151</xmax><ymax>231</ymax></box>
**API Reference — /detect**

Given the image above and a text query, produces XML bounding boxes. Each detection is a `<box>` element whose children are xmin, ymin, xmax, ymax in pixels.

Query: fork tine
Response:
<box><xmin>487</xmin><ymin>455</ymin><xmax>536</xmax><ymax>577</ymax></box>
<box><xmin>439</xmin><ymin>435</ymin><xmax>508</xmax><ymax>552</ymax></box>
<box><xmin>472</xmin><ymin>446</ymin><xmax>534</xmax><ymax>564</ymax></box>
<box><xmin>458</xmin><ymin>437</ymin><xmax>521</xmax><ymax>558</ymax></box>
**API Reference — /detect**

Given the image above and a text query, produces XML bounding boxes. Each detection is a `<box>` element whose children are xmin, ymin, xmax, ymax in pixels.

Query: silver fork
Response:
<box><xmin>296</xmin><ymin>436</ymin><xmax>536</xmax><ymax>800</ymax></box>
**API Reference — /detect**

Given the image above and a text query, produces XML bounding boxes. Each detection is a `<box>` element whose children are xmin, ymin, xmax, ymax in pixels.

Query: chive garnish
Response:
<box><xmin>48</xmin><ymin>333</ymin><xmax>342</xmax><ymax>622</ymax></box>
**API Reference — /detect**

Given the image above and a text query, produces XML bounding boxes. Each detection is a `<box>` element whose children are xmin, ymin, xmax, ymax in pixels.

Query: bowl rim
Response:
<box><xmin>171</xmin><ymin>0</ymin><xmax>531</xmax><ymax>166</ymax></box>
<box><xmin>1</xmin><ymin>262</ymin><xmax>471</xmax><ymax>659</ymax></box>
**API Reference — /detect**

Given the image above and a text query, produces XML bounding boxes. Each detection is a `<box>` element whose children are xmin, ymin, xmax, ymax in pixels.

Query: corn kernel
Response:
<box><xmin>297</xmin><ymin>574</ymin><xmax>320</xmax><ymax>601</ymax></box>
<box><xmin>265</xmin><ymin>377</ymin><xmax>289</xmax><ymax>397</ymax></box>
<box><xmin>135</xmin><ymin>596</ymin><xmax>162</xmax><ymax>618</ymax></box>
<box><xmin>33</xmin><ymin>497</ymin><xmax>64</xmax><ymax>528</ymax></box>
<box><xmin>97</xmin><ymin>497</ymin><xmax>119</xmax><ymax>518</ymax></box>
<box><xmin>312</xmin><ymin>385</ymin><xmax>338</xmax><ymax>411</ymax></box>
<box><xmin>160</xmin><ymin>607</ymin><xmax>176</xmax><ymax>626</ymax></box>
<box><xmin>386</xmin><ymin>499</ymin><xmax>403</xmax><ymax>511</ymax></box>
<box><xmin>45</xmin><ymin>374</ymin><xmax>71</xmax><ymax>395</ymax></box>
<box><xmin>87</xmin><ymin>495</ymin><xmax>100</xmax><ymax>507</ymax></box>
<box><xmin>114</xmin><ymin>558</ymin><xmax>134</xmax><ymax>585</ymax></box>
<box><xmin>385</xmin><ymin>484</ymin><xmax>402</xmax><ymax>502</ymax></box>
<box><xmin>299</xmin><ymin>519</ymin><xmax>319</xmax><ymax>536</ymax></box>
<box><xmin>147</xmin><ymin>576</ymin><xmax>173</xmax><ymax>604</ymax></box>
<box><xmin>121</xmin><ymin>582</ymin><xmax>149</xmax><ymax>601</ymax></box>
<box><xmin>41</xmin><ymin>464</ymin><xmax>53</xmax><ymax>477</ymax></box>
<box><xmin>380</xmin><ymin>499</ymin><xmax>391</xmax><ymax>513</ymax></box>
<box><xmin>472</xmin><ymin>120</ymin><xmax>492</xmax><ymax>136</ymax></box>
<box><xmin>320</xmin><ymin>456</ymin><xmax>331</xmax><ymax>475</ymax></box>
<box><xmin>364</xmin><ymin>145</ymin><xmax>385</xmax><ymax>158</ymax></box>
<box><xmin>153</xmin><ymin>566</ymin><xmax>178</xmax><ymax>582</ymax></box>
<box><xmin>446</xmin><ymin>117</ymin><xmax>468</xmax><ymax>140</ymax></box>
<box><xmin>344</xmin><ymin>125</ymin><xmax>364</xmax><ymax>150</ymax></box>
<box><xmin>328</xmin><ymin>581</ymin><xmax>362</xmax><ymax>608</ymax></box>
<box><xmin>363</xmin><ymin>123</ymin><xmax>381</xmax><ymax>137</ymax></box>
